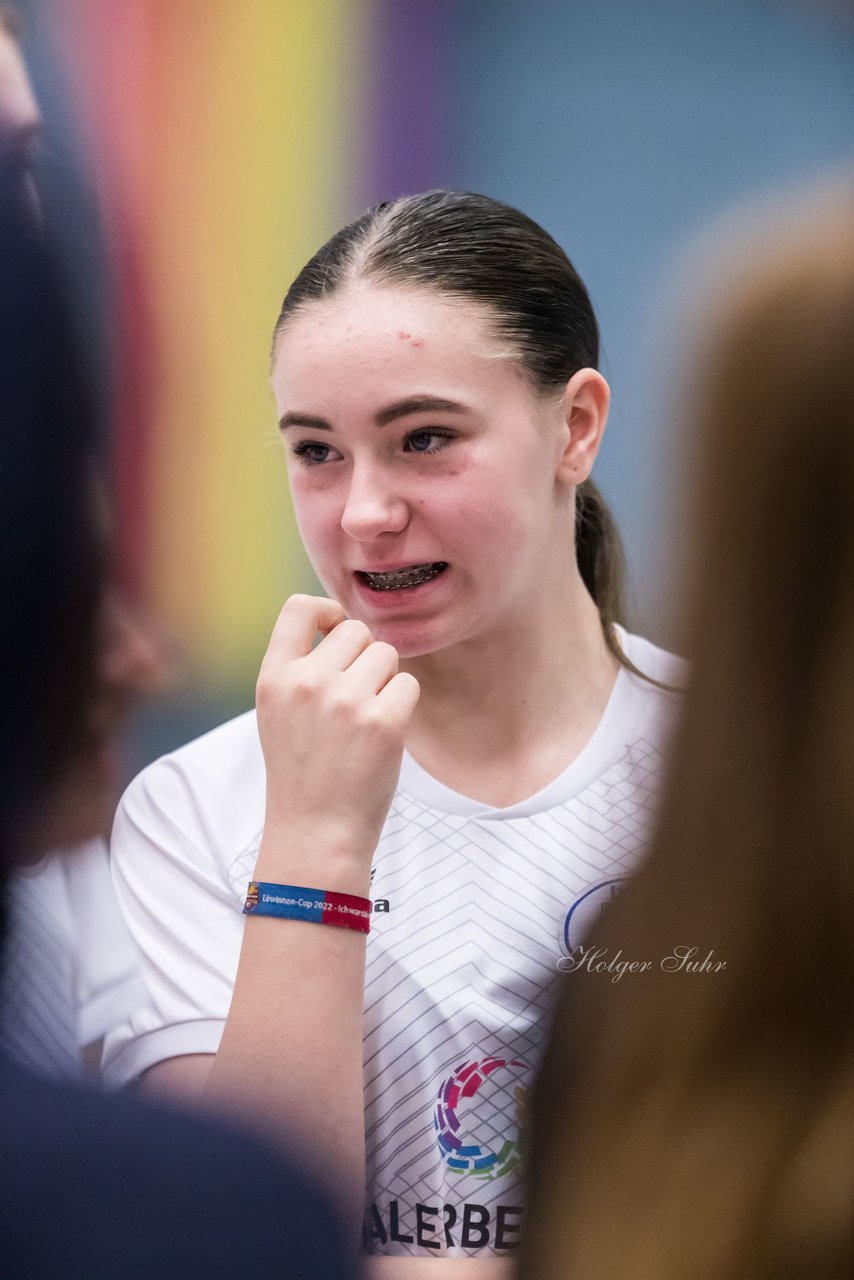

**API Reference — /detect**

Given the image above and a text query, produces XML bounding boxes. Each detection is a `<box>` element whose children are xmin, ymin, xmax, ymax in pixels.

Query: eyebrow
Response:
<box><xmin>278</xmin><ymin>396</ymin><xmax>471</xmax><ymax>433</ymax></box>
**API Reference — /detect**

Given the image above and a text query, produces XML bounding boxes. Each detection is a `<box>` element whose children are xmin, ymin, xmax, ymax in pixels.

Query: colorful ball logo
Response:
<box><xmin>434</xmin><ymin>1056</ymin><xmax>528</xmax><ymax>1180</ymax></box>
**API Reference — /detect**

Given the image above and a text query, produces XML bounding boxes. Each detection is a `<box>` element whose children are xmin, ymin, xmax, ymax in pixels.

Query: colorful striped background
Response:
<box><xmin>51</xmin><ymin>0</ymin><xmax>453</xmax><ymax>688</ymax></box>
<box><xmin>38</xmin><ymin>0</ymin><xmax>854</xmax><ymax>709</ymax></box>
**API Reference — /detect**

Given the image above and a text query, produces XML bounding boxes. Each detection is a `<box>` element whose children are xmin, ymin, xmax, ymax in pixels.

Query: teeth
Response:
<box><xmin>363</xmin><ymin>562</ymin><xmax>446</xmax><ymax>591</ymax></box>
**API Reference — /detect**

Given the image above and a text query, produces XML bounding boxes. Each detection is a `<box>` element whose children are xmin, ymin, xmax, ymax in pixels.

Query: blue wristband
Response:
<box><xmin>243</xmin><ymin>882</ymin><xmax>371</xmax><ymax>933</ymax></box>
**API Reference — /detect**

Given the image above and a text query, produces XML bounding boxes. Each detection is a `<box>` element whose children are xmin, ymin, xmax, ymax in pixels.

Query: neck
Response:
<box><xmin>401</xmin><ymin>568</ymin><xmax>620</xmax><ymax>806</ymax></box>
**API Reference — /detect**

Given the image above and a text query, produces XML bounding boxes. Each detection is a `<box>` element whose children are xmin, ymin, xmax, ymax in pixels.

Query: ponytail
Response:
<box><xmin>575</xmin><ymin>479</ymin><xmax>626</xmax><ymax>627</ymax></box>
<box><xmin>576</xmin><ymin>480</ymin><xmax>678</xmax><ymax>691</ymax></box>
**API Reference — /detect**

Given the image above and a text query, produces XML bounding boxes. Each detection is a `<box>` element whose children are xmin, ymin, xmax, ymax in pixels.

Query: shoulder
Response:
<box><xmin>115</xmin><ymin>709</ymin><xmax>265</xmax><ymax>855</ymax></box>
<box><xmin>618</xmin><ymin>628</ymin><xmax>689</xmax><ymax>692</ymax></box>
<box><xmin>612</xmin><ymin>627</ymin><xmax>688</xmax><ymax>754</ymax></box>
<box><xmin>127</xmin><ymin>708</ymin><xmax>263</xmax><ymax>799</ymax></box>
<box><xmin>0</xmin><ymin>1053</ymin><xmax>350</xmax><ymax>1278</ymax></box>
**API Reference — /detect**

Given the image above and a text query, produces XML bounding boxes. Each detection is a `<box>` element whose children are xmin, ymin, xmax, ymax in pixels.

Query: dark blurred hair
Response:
<box><xmin>0</xmin><ymin>171</ymin><xmax>104</xmax><ymax>872</ymax></box>
<box><xmin>273</xmin><ymin>190</ymin><xmax>641</xmax><ymax>673</ymax></box>
<box><xmin>0</xmin><ymin>6</ymin><xmax>22</xmax><ymax>38</ymax></box>
<box><xmin>521</xmin><ymin>186</ymin><xmax>854</xmax><ymax>1279</ymax></box>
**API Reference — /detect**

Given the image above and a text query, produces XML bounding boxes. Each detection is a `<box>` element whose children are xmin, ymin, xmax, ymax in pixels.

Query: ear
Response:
<box><xmin>554</xmin><ymin>368</ymin><xmax>610</xmax><ymax>485</ymax></box>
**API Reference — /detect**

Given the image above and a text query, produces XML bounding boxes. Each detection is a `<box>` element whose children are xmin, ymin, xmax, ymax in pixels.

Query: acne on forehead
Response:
<box><xmin>283</xmin><ymin>295</ymin><xmax>501</xmax><ymax>360</ymax></box>
<box><xmin>273</xmin><ymin>285</ymin><xmax>536</xmax><ymax>402</ymax></box>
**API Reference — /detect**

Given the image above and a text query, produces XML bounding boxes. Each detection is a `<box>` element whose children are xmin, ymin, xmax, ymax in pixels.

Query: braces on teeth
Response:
<box><xmin>363</xmin><ymin>563</ymin><xmax>445</xmax><ymax>591</ymax></box>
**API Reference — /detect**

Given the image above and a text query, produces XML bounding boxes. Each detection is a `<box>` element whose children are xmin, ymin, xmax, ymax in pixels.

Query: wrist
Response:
<box><xmin>256</xmin><ymin>821</ymin><xmax>374</xmax><ymax>897</ymax></box>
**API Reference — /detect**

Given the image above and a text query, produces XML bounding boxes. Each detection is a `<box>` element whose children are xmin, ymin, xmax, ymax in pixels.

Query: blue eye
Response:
<box><xmin>292</xmin><ymin>441</ymin><xmax>334</xmax><ymax>467</ymax></box>
<box><xmin>404</xmin><ymin>428</ymin><xmax>454</xmax><ymax>454</ymax></box>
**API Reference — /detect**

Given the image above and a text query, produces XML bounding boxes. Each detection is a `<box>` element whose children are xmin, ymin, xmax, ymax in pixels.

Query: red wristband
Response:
<box><xmin>243</xmin><ymin>882</ymin><xmax>371</xmax><ymax>933</ymax></box>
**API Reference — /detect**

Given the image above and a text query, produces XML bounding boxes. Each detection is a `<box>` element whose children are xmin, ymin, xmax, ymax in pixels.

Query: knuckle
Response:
<box><xmin>282</xmin><ymin>593</ymin><xmax>312</xmax><ymax>613</ymax></box>
<box><xmin>341</xmin><ymin>618</ymin><xmax>372</xmax><ymax>644</ymax></box>
<box><xmin>286</xmin><ymin>664</ymin><xmax>321</xmax><ymax>701</ymax></box>
<box><xmin>328</xmin><ymin>686</ymin><xmax>359</xmax><ymax>718</ymax></box>
<box><xmin>363</xmin><ymin>704</ymin><xmax>396</xmax><ymax>739</ymax></box>
<box><xmin>370</xmin><ymin>640</ymin><xmax>399</xmax><ymax>669</ymax></box>
<box><xmin>256</xmin><ymin>677</ymin><xmax>287</xmax><ymax>717</ymax></box>
<box><xmin>255</xmin><ymin>661</ymin><xmax>280</xmax><ymax>698</ymax></box>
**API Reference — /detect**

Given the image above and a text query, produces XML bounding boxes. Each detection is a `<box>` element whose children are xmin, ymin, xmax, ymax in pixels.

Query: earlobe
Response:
<box><xmin>555</xmin><ymin>368</ymin><xmax>610</xmax><ymax>484</ymax></box>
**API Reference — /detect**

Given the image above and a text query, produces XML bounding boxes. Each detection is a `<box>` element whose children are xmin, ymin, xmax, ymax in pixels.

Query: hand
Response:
<box><xmin>255</xmin><ymin>595</ymin><xmax>420</xmax><ymax>880</ymax></box>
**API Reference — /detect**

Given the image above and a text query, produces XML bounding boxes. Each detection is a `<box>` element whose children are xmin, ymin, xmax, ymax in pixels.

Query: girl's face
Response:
<box><xmin>272</xmin><ymin>283</ymin><xmax>583</xmax><ymax>659</ymax></box>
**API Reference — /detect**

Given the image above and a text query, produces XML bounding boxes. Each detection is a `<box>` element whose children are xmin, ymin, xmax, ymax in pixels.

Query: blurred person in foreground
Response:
<box><xmin>0</xmin><ymin>4</ymin><xmax>151</xmax><ymax>1081</ymax></box>
<box><xmin>518</xmin><ymin>183</ymin><xmax>854</xmax><ymax>1279</ymax></box>
<box><xmin>0</xmin><ymin>4</ymin><xmax>37</xmax><ymax>209</ymax></box>
<box><xmin>0</xmin><ymin>173</ymin><xmax>351</xmax><ymax>1277</ymax></box>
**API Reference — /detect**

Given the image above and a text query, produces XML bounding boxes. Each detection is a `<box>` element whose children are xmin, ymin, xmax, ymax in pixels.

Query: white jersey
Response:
<box><xmin>0</xmin><ymin>841</ymin><xmax>147</xmax><ymax>1079</ymax></box>
<box><xmin>104</xmin><ymin>629</ymin><xmax>685</xmax><ymax>1259</ymax></box>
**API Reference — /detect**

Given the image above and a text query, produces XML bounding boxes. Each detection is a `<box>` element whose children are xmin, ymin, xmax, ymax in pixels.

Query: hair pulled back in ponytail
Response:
<box><xmin>575</xmin><ymin>478</ymin><xmax>625</xmax><ymax>632</ymax></box>
<box><xmin>274</xmin><ymin>190</ymin><xmax>646</xmax><ymax>676</ymax></box>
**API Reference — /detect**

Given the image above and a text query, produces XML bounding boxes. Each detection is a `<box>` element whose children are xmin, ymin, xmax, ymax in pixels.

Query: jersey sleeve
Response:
<box><xmin>63</xmin><ymin>839</ymin><xmax>149</xmax><ymax>1048</ymax></box>
<box><xmin>102</xmin><ymin>753</ymin><xmax>246</xmax><ymax>1087</ymax></box>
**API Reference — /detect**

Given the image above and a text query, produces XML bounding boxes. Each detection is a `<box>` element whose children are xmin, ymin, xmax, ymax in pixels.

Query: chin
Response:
<box><xmin>367</xmin><ymin>618</ymin><xmax>457</xmax><ymax>661</ymax></box>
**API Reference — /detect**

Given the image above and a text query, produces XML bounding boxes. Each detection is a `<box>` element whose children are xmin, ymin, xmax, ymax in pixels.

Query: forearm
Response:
<box><xmin>206</xmin><ymin>596</ymin><xmax>418</xmax><ymax>1243</ymax></box>
<box><xmin>206</xmin><ymin>833</ymin><xmax>370</xmax><ymax>1231</ymax></box>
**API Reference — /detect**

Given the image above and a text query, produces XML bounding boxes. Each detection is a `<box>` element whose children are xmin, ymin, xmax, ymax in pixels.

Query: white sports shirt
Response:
<box><xmin>104</xmin><ymin>628</ymin><xmax>685</xmax><ymax>1259</ymax></box>
<box><xmin>1</xmin><ymin>840</ymin><xmax>146</xmax><ymax>1078</ymax></box>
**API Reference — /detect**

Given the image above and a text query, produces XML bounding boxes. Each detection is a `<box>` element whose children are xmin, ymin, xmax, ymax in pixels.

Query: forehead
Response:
<box><xmin>272</xmin><ymin>283</ymin><xmax>525</xmax><ymax>405</ymax></box>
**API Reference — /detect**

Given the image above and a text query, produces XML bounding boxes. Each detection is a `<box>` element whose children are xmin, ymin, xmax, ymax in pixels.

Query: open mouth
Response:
<box><xmin>358</xmin><ymin>562</ymin><xmax>447</xmax><ymax>592</ymax></box>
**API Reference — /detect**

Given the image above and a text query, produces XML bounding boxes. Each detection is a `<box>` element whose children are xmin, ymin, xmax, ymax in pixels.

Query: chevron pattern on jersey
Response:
<box><xmin>106</xmin><ymin>630</ymin><xmax>681</xmax><ymax>1253</ymax></box>
<box><xmin>361</xmin><ymin>736</ymin><xmax>666</xmax><ymax>1255</ymax></box>
<box><xmin>222</xmin><ymin>738</ymin><xmax>667</xmax><ymax>1257</ymax></box>
<box><xmin>0</xmin><ymin>867</ymin><xmax>80</xmax><ymax>1079</ymax></box>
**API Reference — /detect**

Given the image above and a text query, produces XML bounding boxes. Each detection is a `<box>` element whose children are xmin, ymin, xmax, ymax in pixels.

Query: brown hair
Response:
<box><xmin>272</xmin><ymin>191</ymin><xmax>654</xmax><ymax>680</ymax></box>
<box><xmin>0</xmin><ymin>173</ymin><xmax>104</xmax><ymax>874</ymax></box>
<box><xmin>520</xmin><ymin>184</ymin><xmax>854</xmax><ymax>1279</ymax></box>
<box><xmin>0</xmin><ymin>6</ymin><xmax>22</xmax><ymax>38</ymax></box>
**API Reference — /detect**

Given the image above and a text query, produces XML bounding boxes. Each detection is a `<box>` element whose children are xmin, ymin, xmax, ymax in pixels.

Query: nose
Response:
<box><xmin>340</xmin><ymin>461</ymin><xmax>410</xmax><ymax>541</ymax></box>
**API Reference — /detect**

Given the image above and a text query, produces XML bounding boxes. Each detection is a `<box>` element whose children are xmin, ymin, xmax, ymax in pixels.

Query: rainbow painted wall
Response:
<box><xmin>52</xmin><ymin>0</ymin><xmax>454</xmax><ymax>687</ymax></box>
<box><xmin>37</xmin><ymin>0</ymin><xmax>854</xmax><ymax>717</ymax></box>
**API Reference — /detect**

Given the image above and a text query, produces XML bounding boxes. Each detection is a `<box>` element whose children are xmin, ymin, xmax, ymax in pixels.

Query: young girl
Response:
<box><xmin>105</xmin><ymin>191</ymin><xmax>684</xmax><ymax>1272</ymax></box>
